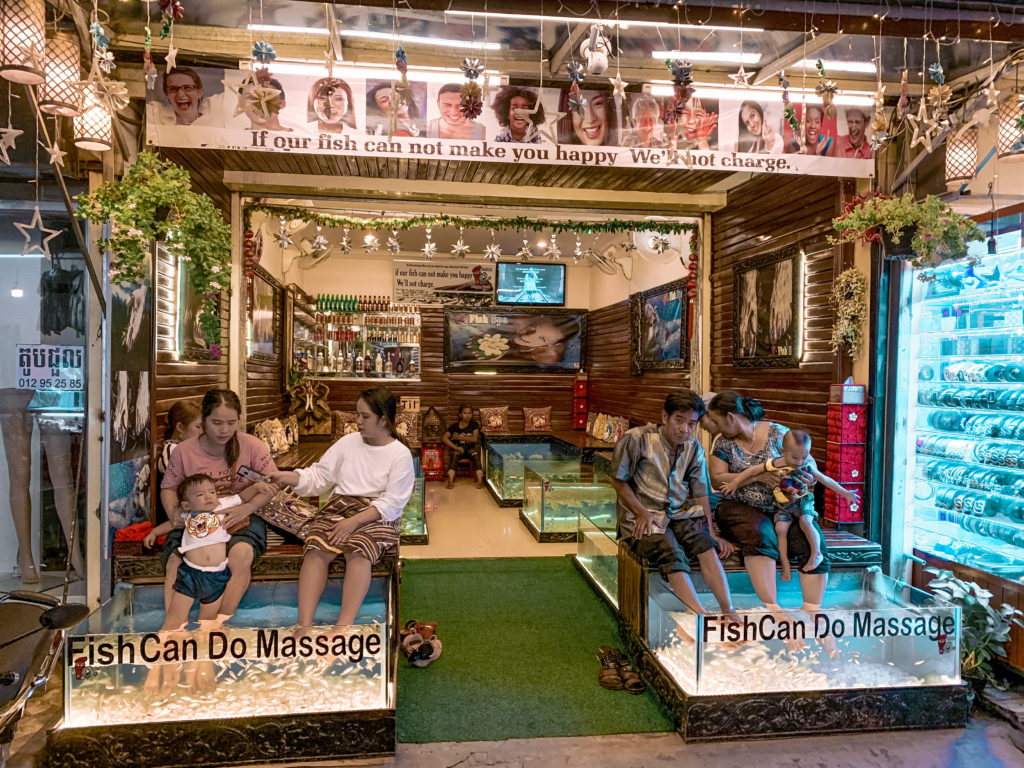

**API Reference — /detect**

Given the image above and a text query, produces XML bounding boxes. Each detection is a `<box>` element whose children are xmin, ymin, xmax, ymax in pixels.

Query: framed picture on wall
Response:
<box><xmin>176</xmin><ymin>254</ymin><xmax>215</xmax><ymax>361</ymax></box>
<box><xmin>629</xmin><ymin>278</ymin><xmax>689</xmax><ymax>375</ymax></box>
<box><xmin>443</xmin><ymin>306</ymin><xmax>587</xmax><ymax>373</ymax></box>
<box><xmin>249</xmin><ymin>266</ymin><xmax>280</xmax><ymax>362</ymax></box>
<box><xmin>732</xmin><ymin>245</ymin><xmax>803</xmax><ymax>368</ymax></box>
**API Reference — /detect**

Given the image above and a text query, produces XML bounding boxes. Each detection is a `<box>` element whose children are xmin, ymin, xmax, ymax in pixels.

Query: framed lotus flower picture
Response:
<box><xmin>443</xmin><ymin>307</ymin><xmax>587</xmax><ymax>373</ymax></box>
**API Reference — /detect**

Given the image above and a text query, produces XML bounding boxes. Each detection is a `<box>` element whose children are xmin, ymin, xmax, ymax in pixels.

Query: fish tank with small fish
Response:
<box><xmin>400</xmin><ymin>457</ymin><xmax>426</xmax><ymax>543</ymax></box>
<box><xmin>61</xmin><ymin>579</ymin><xmax>393</xmax><ymax>728</ymax></box>
<box><xmin>521</xmin><ymin>459</ymin><xmax>616</xmax><ymax>541</ymax></box>
<box><xmin>576</xmin><ymin>503</ymin><xmax>619</xmax><ymax>607</ymax></box>
<box><xmin>648</xmin><ymin>569</ymin><xmax>961</xmax><ymax>696</ymax></box>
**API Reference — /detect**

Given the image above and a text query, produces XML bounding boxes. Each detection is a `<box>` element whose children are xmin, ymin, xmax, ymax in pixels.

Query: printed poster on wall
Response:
<box><xmin>393</xmin><ymin>261</ymin><xmax>495</xmax><ymax>306</ymax></box>
<box><xmin>146</xmin><ymin>66</ymin><xmax>876</xmax><ymax>179</ymax></box>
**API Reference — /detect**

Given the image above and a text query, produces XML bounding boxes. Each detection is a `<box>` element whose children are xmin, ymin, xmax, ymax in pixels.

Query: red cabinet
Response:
<box><xmin>421</xmin><ymin>441</ymin><xmax>445</xmax><ymax>482</ymax></box>
<box><xmin>573</xmin><ymin>373</ymin><xmax>588</xmax><ymax>430</ymax></box>
<box><xmin>824</xmin><ymin>401</ymin><xmax>868</xmax><ymax>524</ymax></box>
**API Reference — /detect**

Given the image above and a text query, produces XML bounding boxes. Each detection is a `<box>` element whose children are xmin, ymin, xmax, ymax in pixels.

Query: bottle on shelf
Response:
<box><xmin>385</xmin><ymin>352</ymin><xmax>393</xmax><ymax>376</ymax></box>
<box><xmin>374</xmin><ymin>350</ymin><xmax>383</xmax><ymax>375</ymax></box>
<box><xmin>364</xmin><ymin>351</ymin><xmax>373</xmax><ymax>377</ymax></box>
<box><xmin>341</xmin><ymin>345</ymin><xmax>352</xmax><ymax>374</ymax></box>
<box><xmin>395</xmin><ymin>356</ymin><xmax>404</xmax><ymax>376</ymax></box>
<box><xmin>354</xmin><ymin>351</ymin><xmax>364</xmax><ymax>376</ymax></box>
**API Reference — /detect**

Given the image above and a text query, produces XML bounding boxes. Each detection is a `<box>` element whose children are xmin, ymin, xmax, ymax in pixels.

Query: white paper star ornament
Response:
<box><xmin>729</xmin><ymin>65</ymin><xmax>751</xmax><ymax>88</ymax></box>
<box><xmin>14</xmin><ymin>207</ymin><xmax>62</xmax><ymax>258</ymax></box>
<box><xmin>609</xmin><ymin>72</ymin><xmax>628</xmax><ymax>101</ymax></box>
<box><xmin>0</xmin><ymin>127</ymin><xmax>24</xmax><ymax>165</ymax></box>
<box><xmin>165</xmin><ymin>44</ymin><xmax>177</xmax><ymax>73</ymax></box>
<box><xmin>40</xmin><ymin>140</ymin><xmax>68</xmax><ymax>168</ymax></box>
<box><xmin>538</xmin><ymin>110</ymin><xmax>567</xmax><ymax>145</ymax></box>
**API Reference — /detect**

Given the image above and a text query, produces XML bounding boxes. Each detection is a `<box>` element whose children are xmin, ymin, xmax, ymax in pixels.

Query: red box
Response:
<box><xmin>573</xmin><ymin>413</ymin><xmax>588</xmax><ymax>430</ymax></box>
<box><xmin>421</xmin><ymin>442</ymin><xmax>445</xmax><ymax>482</ymax></box>
<box><xmin>827</xmin><ymin>403</ymin><xmax>868</xmax><ymax>444</ymax></box>
<box><xmin>825</xmin><ymin>441</ymin><xmax>867</xmax><ymax>483</ymax></box>
<box><xmin>824</xmin><ymin>483</ymin><xmax>865</xmax><ymax>523</ymax></box>
<box><xmin>573</xmin><ymin>397</ymin><xmax>588</xmax><ymax>413</ymax></box>
<box><xmin>574</xmin><ymin>380</ymin><xmax>588</xmax><ymax>396</ymax></box>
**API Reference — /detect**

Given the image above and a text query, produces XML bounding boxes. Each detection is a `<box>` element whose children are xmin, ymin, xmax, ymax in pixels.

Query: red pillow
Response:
<box><xmin>523</xmin><ymin>406</ymin><xmax>552</xmax><ymax>432</ymax></box>
<box><xmin>479</xmin><ymin>406</ymin><xmax>509</xmax><ymax>433</ymax></box>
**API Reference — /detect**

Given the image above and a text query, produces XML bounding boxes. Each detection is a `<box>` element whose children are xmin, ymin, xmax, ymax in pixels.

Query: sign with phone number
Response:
<box><xmin>16</xmin><ymin>345</ymin><xmax>84</xmax><ymax>391</ymax></box>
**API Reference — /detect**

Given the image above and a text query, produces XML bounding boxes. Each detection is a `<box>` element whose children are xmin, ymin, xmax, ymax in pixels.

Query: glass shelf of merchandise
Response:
<box><xmin>292</xmin><ymin>297</ymin><xmax>421</xmax><ymax>382</ymax></box>
<box><xmin>650</xmin><ymin>569</ymin><xmax>961</xmax><ymax>696</ymax></box>
<box><xmin>889</xmin><ymin>231</ymin><xmax>1024</xmax><ymax>582</ymax></box>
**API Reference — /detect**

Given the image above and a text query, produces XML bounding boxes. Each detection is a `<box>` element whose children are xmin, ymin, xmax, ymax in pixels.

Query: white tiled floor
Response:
<box><xmin>401</xmin><ymin>479</ymin><xmax>577</xmax><ymax>559</ymax></box>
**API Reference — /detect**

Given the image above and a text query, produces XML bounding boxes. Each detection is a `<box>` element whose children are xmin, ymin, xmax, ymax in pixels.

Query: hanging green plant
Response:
<box><xmin>76</xmin><ymin>152</ymin><xmax>231</xmax><ymax>348</ymax></box>
<box><xmin>830</xmin><ymin>192</ymin><xmax>983</xmax><ymax>271</ymax></box>
<box><xmin>829</xmin><ymin>267</ymin><xmax>868</xmax><ymax>359</ymax></box>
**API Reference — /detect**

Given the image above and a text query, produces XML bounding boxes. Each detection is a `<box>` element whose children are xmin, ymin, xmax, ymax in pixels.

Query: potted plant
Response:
<box><xmin>76</xmin><ymin>152</ymin><xmax>231</xmax><ymax>353</ymax></box>
<box><xmin>829</xmin><ymin>267</ymin><xmax>868</xmax><ymax>360</ymax></box>
<box><xmin>831</xmin><ymin>192</ymin><xmax>984</xmax><ymax>270</ymax></box>
<box><xmin>925</xmin><ymin>568</ymin><xmax>1024</xmax><ymax>699</ymax></box>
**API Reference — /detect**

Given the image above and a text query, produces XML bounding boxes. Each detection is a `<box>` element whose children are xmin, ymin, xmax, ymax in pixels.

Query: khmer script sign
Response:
<box><xmin>16</xmin><ymin>344</ymin><xmax>85</xmax><ymax>391</ymax></box>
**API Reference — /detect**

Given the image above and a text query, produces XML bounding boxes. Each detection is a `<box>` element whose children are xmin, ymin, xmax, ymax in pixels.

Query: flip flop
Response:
<box><xmin>609</xmin><ymin>647</ymin><xmax>645</xmax><ymax>694</ymax></box>
<box><xmin>597</xmin><ymin>645</ymin><xmax>624</xmax><ymax>690</ymax></box>
<box><xmin>399</xmin><ymin>620</ymin><xmax>422</xmax><ymax>656</ymax></box>
<box><xmin>410</xmin><ymin>637</ymin><xmax>443</xmax><ymax>667</ymax></box>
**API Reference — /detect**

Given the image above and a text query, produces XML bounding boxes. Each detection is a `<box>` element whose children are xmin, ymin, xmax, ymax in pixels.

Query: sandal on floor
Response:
<box><xmin>610</xmin><ymin>647</ymin><xmax>645</xmax><ymax>694</ymax></box>
<box><xmin>597</xmin><ymin>645</ymin><xmax>624</xmax><ymax>690</ymax></box>
<box><xmin>416</xmin><ymin>622</ymin><xmax>437</xmax><ymax>640</ymax></box>
<box><xmin>399</xmin><ymin>620</ymin><xmax>422</xmax><ymax>656</ymax></box>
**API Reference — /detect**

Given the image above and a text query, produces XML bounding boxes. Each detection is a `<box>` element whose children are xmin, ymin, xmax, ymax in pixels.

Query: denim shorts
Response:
<box><xmin>173</xmin><ymin>561</ymin><xmax>231</xmax><ymax>604</ymax></box>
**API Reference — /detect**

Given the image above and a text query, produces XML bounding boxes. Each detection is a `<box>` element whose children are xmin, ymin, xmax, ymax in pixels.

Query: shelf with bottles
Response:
<box><xmin>306</xmin><ymin>343</ymin><xmax>421</xmax><ymax>381</ymax></box>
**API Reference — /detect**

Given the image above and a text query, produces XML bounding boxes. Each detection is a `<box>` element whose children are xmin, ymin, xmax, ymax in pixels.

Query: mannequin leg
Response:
<box><xmin>0</xmin><ymin>412</ymin><xmax>36</xmax><ymax>582</ymax></box>
<box><xmin>39</xmin><ymin>421</ymin><xmax>85</xmax><ymax>578</ymax></box>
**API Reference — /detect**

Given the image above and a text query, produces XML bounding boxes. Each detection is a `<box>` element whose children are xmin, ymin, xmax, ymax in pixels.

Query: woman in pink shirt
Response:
<box><xmin>159</xmin><ymin>389</ymin><xmax>276</xmax><ymax>618</ymax></box>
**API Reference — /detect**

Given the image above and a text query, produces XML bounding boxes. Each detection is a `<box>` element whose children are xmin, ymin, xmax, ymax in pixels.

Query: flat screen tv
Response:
<box><xmin>495</xmin><ymin>262</ymin><xmax>566</xmax><ymax>306</ymax></box>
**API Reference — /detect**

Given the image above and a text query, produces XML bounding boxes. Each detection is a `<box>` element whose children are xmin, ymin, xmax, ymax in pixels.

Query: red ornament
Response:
<box><xmin>687</xmin><ymin>280</ymin><xmax>697</xmax><ymax>290</ymax></box>
<box><xmin>245</xmin><ymin>230</ymin><xmax>255</xmax><ymax>239</ymax></box>
<box><xmin>687</xmin><ymin>289</ymin><xmax>697</xmax><ymax>298</ymax></box>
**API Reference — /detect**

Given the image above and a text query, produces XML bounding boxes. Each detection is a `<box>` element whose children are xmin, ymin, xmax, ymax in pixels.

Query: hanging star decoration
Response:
<box><xmin>459</xmin><ymin>56</ymin><xmax>484</xmax><ymax>119</ymax></box>
<box><xmin>386</xmin><ymin>229</ymin><xmax>402</xmax><ymax>256</ymax></box>
<box><xmin>869</xmin><ymin>130</ymin><xmax>889</xmax><ymax>152</ymax></box>
<box><xmin>729</xmin><ymin>65</ymin><xmax>751</xmax><ymax>88</ymax></box>
<box><xmin>566</xmin><ymin>61</ymin><xmax>586</xmax><ymax>84</ymax></box>
<box><xmin>871</xmin><ymin>84</ymin><xmax>887</xmax><ymax>132</ymax></box>
<box><xmin>572</xmin><ymin>237</ymin><xmax>585</xmax><ymax>264</ymax></box>
<box><xmin>515</xmin><ymin>238</ymin><xmax>533</xmax><ymax>260</ymax></box>
<box><xmin>537</xmin><ymin>109</ymin><xmax>567</xmax><ymax>145</ymax></box>
<box><xmin>224</xmin><ymin>68</ymin><xmax>259</xmax><ymax>118</ymax></box>
<box><xmin>897</xmin><ymin>70</ymin><xmax>909</xmax><ymax>120</ymax></box>
<box><xmin>906</xmin><ymin>99</ymin><xmax>939</xmax><ymax>153</ymax></box>
<box><xmin>14</xmin><ymin>206</ymin><xmax>62</xmax><ymax>259</ymax></box>
<box><xmin>275</xmin><ymin>218</ymin><xmax>293</xmax><ymax>249</ymax></box>
<box><xmin>362</xmin><ymin>233</ymin><xmax>380</xmax><ymax>254</ymax></box>
<box><xmin>143</xmin><ymin>48</ymin><xmax>158</xmax><ymax>89</ymax></box>
<box><xmin>450</xmin><ymin>227</ymin><xmax>471</xmax><ymax>259</ymax></box>
<box><xmin>483</xmin><ymin>230</ymin><xmax>502</xmax><ymax>262</ymax></box>
<box><xmin>0</xmin><ymin>126</ymin><xmax>24</xmax><ymax>165</ymax></box>
<box><xmin>815</xmin><ymin>59</ymin><xmax>838</xmax><ymax>119</ymax></box>
<box><xmin>667</xmin><ymin>59</ymin><xmax>694</xmax><ymax>100</ymax></box>
<box><xmin>620</xmin><ymin>238</ymin><xmax>637</xmax><ymax>254</ymax></box>
<box><xmin>338</xmin><ymin>226</ymin><xmax>352</xmax><ymax>254</ymax></box>
<box><xmin>651</xmin><ymin>233</ymin><xmax>672</xmax><ymax>254</ymax></box>
<box><xmin>245</xmin><ymin>68</ymin><xmax>283</xmax><ymax>121</ymax></box>
<box><xmin>926</xmin><ymin>61</ymin><xmax>950</xmax><ymax>122</ymax></box>
<box><xmin>421</xmin><ymin>227</ymin><xmax>437</xmax><ymax>259</ymax></box>
<box><xmin>311</xmin><ymin>226</ymin><xmax>329</xmax><ymax>252</ymax></box>
<box><xmin>164</xmin><ymin>44</ymin><xmax>177</xmax><ymax>74</ymax></box>
<box><xmin>565</xmin><ymin>60</ymin><xmax>587</xmax><ymax>116</ymax></box>
<box><xmin>567</xmin><ymin>90</ymin><xmax>587</xmax><ymax>116</ymax></box>
<box><xmin>40</xmin><ymin>139</ymin><xmax>68</xmax><ymax>168</ymax></box>
<box><xmin>543</xmin><ymin>234</ymin><xmax>562</xmax><ymax>261</ymax></box>
<box><xmin>984</xmin><ymin>85</ymin><xmax>1000</xmax><ymax>109</ymax></box>
<box><xmin>609</xmin><ymin>71</ymin><xmax>627</xmax><ymax>101</ymax></box>
<box><xmin>159</xmin><ymin>0</ymin><xmax>184</xmax><ymax>39</ymax></box>
<box><xmin>461</xmin><ymin>57</ymin><xmax>483</xmax><ymax>80</ymax></box>
<box><xmin>99</xmin><ymin>78</ymin><xmax>130</xmax><ymax>112</ymax></box>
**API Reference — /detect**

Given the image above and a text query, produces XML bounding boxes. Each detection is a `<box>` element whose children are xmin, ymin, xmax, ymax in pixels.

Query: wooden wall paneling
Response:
<box><xmin>587</xmin><ymin>301</ymin><xmax>690</xmax><ymax>425</ymax></box>
<box><xmin>709</xmin><ymin>176</ymin><xmax>843</xmax><ymax>466</ymax></box>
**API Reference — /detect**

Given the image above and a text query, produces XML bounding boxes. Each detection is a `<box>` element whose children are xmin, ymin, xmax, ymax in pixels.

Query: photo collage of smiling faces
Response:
<box><xmin>146</xmin><ymin>67</ymin><xmax>875</xmax><ymax>159</ymax></box>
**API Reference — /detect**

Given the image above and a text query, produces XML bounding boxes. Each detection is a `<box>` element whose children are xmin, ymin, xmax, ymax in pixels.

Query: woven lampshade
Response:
<box><xmin>996</xmin><ymin>96</ymin><xmax>1024</xmax><ymax>162</ymax></box>
<box><xmin>944</xmin><ymin>126</ymin><xmax>978</xmax><ymax>187</ymax></box>
<box><xmin>0</xmin><ymin>0</ymin><xmax>46</xmax><ymax>84</ymax></box>
<box><xmin>38</xmin><ymin>31</ymin><xmax>81</xmax><ymax>115</ymax></box>
<box><xmin>73</xmin><ymin>87</ymin><xmax>111</xmax><ymax>151</ymax></box>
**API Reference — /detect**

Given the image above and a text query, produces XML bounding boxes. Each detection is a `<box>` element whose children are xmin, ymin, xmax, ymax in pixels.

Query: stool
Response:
<box><xmin>453</xmin><ymin>457</ymin><xmax>474</xmax><ymax>478</ymax></box>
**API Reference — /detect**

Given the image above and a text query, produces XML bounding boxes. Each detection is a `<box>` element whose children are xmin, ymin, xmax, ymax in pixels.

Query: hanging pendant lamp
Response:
<box><xmin>38</xmin><ymin>30</ymin><xmax>82</xmax><ymax>115</ymax></box>
<box><xmin>0</xmin><ymin>0</ymin><xmax>46</xmax><ymax>84</ymax></box>
<box><xmin>73</xmin><ymin>85</ymin><xmax>112</xmax><ymax>151</ymax></box>
<box><xmin>944</xmin><ymin>126</ymin><xmax>978</xmax><ymax>187</ymax></box>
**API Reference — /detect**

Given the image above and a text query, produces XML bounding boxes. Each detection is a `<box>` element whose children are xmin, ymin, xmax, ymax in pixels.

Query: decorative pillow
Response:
<box><xmin>523</xmin><ymin>406</ymin><xmax>552</xmax><ymax>433</ymax></box>
<box><xmin>586</xmin><ymin>411</ymin><xmax>597</xmax><ymax>435</ymax></box>
<box><xmin>396</xmin><ymin>410</ymin><xmax>420</xmax><ymax>444</ymax></box>
<box><xmin>332</xmin><ymin>410</ymin><xmax>360</xmax><ymax>441</ymax></box>
<box><xmin>591</xmin><ymin>413</ymin><xmax>609</xmax><ymax>440</ymax></box>
<box><xmin>612</xmin><ymin>417</ymin><xmax>629</xmax><ymax>443</ymax></box>
<box><xmin>479</xmin><ymin>406</ymin><xmax>509</xmax><ymax>433</ymax></box>
<box><xmin>253</xmin><ymin>421</ymin><xmax>274</xmax><ymax>455</ymax></box>
<box><xmin>600</xmin><ymin>416</ymin><xmax>616</xmax><ymax>443</ymax></box>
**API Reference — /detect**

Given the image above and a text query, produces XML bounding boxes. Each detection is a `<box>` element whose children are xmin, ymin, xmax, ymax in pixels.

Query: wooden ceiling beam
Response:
<box><xmin>292</xmin><ymin>1</ymin><xmax>1024</xmax><ymax>43</ymax></box>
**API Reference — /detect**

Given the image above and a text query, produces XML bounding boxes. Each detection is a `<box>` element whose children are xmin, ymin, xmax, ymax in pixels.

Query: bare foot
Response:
<box><xmin>674</xmin><ymin>620</ymin><xmax>697</xmax><ymax>647</ymax></box>
<box><xmin>162</xmin><ymin>663</ymin><xmax>183</xmax><ymax>694</ymax></box>
<box><xmin>802</xmin><ymin>551</ymin><xmax>824</xmax><ymax>573</ymax></box>
<box><xmin>780</xmin><ymin>564</ymin><xmax>792</xmax><ymax>582</ymax></box>
<box><xmin>817</xmin><ymin>633</ymin><xmax>840</xmax><ymax>659</ymax></box>
<box><xmin>144</xmin><ymin>665</ymin><xmax>163</xmax><ymax>694</ymax></box>
<box><xmin>292</xmin><ymin>625</ymin><xmax>313</xmax><ymax>641</ymax></box>
<box><xmin>446</xmin><ymin>476</ymin><xmax>454</xmax><ymax>489</ymax></box>
<box><xmin>17</xmin><ymin>551</ymin><xmax>39</xmax><ymax>584</ymax></box>
<box><xmin>192</xmin><ymin>660</ymin><xmax>216</xmax><ymax>691</ymax></box>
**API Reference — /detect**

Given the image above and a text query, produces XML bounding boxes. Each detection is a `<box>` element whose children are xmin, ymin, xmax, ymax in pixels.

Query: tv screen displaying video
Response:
<box><xmin>495</xmin><ymin>263</ymin><xmax>566</xmax><ymax>306</ymax></box>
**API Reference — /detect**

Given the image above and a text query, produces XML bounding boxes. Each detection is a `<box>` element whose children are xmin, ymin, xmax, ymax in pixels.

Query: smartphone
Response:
<box><xmin>237</xmin><ymin>465</ymin><xmax>270</xmax><ymax>484</ymax></box>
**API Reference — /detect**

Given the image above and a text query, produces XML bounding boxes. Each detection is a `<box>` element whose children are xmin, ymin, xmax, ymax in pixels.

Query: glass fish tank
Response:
<box><xmin>521</xmin><ymin>460</ymin><xmax>616</xmax><ymax>541</ymax></box>
<box><xmin>649</xmin><ymin>569</ymin><xmax>961</xmax><ymax>696</ymax></box>
<box><xmin>61</xmin><ymin>579</ymin><xmax>392</xmax><ymax>728</ymax></box>
<box><xmin>485</xmin><ymin>442</ymin><xmax>553</xmax><ymax>502</ymax></box>
<box><xmin>401</xmin><ymin>457</ymin><xmax>426</xmax><ymax>543</ymax></box>
<box><xmin>576</xmin><ymin>504</ymin><xmax>619</xmax><ymax>607</ymax></box>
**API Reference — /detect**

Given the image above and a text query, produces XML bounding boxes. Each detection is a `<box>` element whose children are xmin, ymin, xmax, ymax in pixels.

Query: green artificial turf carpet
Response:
<box><xmin>396</xmin><ymin>556</ymin><xmax>674</xmax><ymax>743</ymax></box>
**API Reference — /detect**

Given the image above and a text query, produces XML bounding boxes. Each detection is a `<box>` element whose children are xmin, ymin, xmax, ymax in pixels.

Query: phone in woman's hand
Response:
<box><xmin>237</xmin><ymin>465</ymin><xmax>270</xmax><ymax>484</ymax></box>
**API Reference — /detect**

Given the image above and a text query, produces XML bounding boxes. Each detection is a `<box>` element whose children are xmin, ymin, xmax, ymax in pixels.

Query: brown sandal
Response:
<box><xmin>609</xmin><ymin>647</ymin><xmax>645</xmax><ymax>694</ymax></box>
<box><xmin>597</xmin><ymin>645</ymin><xmax>624</xmax><ymax>690</ymax></box>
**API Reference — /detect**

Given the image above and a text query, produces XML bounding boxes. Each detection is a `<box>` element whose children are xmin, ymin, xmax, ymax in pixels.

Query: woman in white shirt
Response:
<box><xmin>270</xmin><ymin>386</ymin><xmax>414</xmax><ymax>630</ymax></box>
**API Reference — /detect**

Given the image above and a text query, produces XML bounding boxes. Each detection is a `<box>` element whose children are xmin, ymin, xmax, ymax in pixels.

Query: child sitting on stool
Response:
<box><xmin>442</xmin><ymin>405</ymin><xmax>483</xmax><ymax>488</ymax></box>
<box><xmin>727</xmin><ymin>429</ymin><xmax>858</xmax><ymax>579</ymax></box>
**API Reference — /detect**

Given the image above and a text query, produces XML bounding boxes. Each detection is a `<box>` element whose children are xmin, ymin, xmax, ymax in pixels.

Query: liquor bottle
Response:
<box><xmin>341</xmin><ymin>345</ymin><xmax>352</xmax><ymax>374</ymax></box>
<box><xmin>364</xmin><ymin>351</ymin><xmax>373</xmax><ymax>376</ymax></box>
<box><xmin>354</xmin><ymin>352</ymin><xmax>364</xmax><ymax>376</ymax></box>
<box><xmin>375</xmin><ymin>351</ymin><xmax>384</xmax><ymax>375</ymax></box>
<box><xmin>316</xmin><ymin>352</ymin><xmax>325</xmax><ymax>374</ymax></box>
<box><xmin>385</xmin><ymin>354</ymin><xmax>393</xmax><ymax>376</ymax></box>
<box><xmin>395</xmin><ymin>357</ymin><xmax>404</xmax><ymax>376</ymax></box>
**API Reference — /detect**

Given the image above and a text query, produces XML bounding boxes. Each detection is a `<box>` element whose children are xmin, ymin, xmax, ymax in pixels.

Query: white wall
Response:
<box><xmin>588</xmin><ymin>254</ymin><xmax>686</xmax><ymax>310</ymax></box>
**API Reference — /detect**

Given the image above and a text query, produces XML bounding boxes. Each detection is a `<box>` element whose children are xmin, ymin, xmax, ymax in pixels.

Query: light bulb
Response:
<box><xmin>10</xmin><ymin>287</ymin><xmax>23</xmax><ymax>298</ymax></box>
